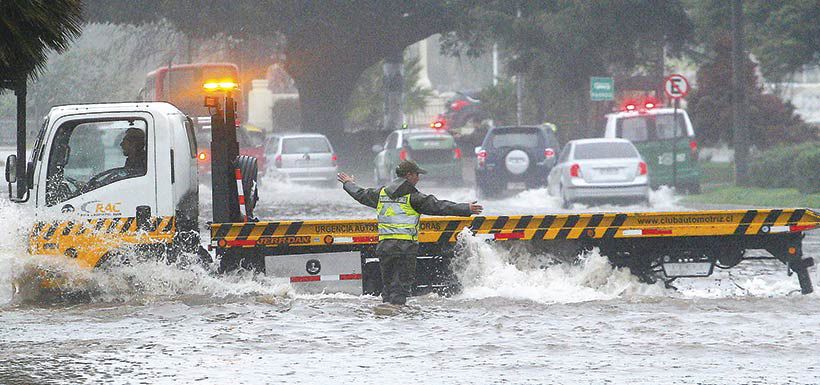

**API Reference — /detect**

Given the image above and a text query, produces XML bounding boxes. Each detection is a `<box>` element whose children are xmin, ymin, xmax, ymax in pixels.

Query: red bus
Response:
<box><xmin>139</xmin><ymin>63</ymin><xmax>266</xmax><ymax>174</ymax></box>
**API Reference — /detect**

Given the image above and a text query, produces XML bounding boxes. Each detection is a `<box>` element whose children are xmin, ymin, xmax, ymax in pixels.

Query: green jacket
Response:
<box><xmin>343</xmin><ymin>178</ymin><xmax>472</xmax><ymax>255</ymax></box>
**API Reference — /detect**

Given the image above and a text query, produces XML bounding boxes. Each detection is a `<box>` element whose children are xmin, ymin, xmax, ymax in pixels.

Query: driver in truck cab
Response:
<box><xmin>121</xmin><ymin>127</ymin><xmax>146</xmax><ymax>174</ymax></box>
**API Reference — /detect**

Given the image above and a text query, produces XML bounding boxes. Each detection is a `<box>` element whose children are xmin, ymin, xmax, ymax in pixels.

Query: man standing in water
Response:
<box><xmin>338</xmin><ymin>160</ymin><xmax>483</xmax><ymax>305</ymax></box>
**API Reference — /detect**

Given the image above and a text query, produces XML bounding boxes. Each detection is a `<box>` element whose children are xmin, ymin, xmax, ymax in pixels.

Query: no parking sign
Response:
<box><xmin>664</xmin><ymin>74</ymin><xmax>690</xmax><ymax>99</ymax></box>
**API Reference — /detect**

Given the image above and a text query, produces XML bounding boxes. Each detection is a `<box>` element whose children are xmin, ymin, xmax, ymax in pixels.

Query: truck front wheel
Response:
<box><xmin>235</xmin><ymin>155</ymin><xmax>259</xmax><ymax>220</ymax></box>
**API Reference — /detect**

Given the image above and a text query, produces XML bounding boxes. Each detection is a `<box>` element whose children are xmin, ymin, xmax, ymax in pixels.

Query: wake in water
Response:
<box><xmin>0</xmin><ymin>194</ymin><xmax>295</xmax><ymax>306</ymax></box>
<box><xmin>5</xmin><ymin>251</ymin><xmax>296</xmax><ymax>306</ymax></box>
<box><xmin>450</xmin><ymin>228</ymin><xmax>666</xmax><ymax>304</ymax></box>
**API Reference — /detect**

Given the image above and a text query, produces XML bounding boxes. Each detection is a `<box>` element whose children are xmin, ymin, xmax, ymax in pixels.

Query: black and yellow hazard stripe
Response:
<box><xmin>29</xmin><ymin>216</ymin><xmax>176</xmax><ymax>269</ymax></box>
<box><xmin>211</xmin><ymin>209</ymin><xmax>820</xmax><ymax>249</ymax></box>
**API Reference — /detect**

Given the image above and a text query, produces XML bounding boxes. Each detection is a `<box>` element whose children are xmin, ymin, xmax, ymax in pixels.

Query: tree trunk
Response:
<box><xmin>290</xmin><ymin>66</ymin><xmax>361</xmax><ymax>147</ymax></box>
<box><xmin>383</xmin><ymin>49</ymin><xmax>404</xmax><ymax>132</ymax></box>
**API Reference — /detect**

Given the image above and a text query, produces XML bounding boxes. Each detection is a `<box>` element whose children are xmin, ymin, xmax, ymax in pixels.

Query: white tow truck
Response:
<box><xmin>6</xmin><ymin>101</ymin><xmax>819</xmax><ymax>295</ymax></box>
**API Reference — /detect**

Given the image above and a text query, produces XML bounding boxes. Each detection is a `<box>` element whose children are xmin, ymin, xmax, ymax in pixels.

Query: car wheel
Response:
<box><xmin>560</xmin><ymin>185</ymin><xmax>572</xmax><ymax>209</ymax></box>
<box><xmin>477</xmin><ymin>182</ymin><xmax>496</xmax><ymax>199</ymax></box>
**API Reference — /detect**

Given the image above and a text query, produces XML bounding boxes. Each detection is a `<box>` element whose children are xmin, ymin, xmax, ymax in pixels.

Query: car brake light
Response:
<box><xmin>570</xmin><ymin>163</ymin><xmax>581</xmax><ymax>177</ymax></box>
<box><xmin>453</xmin><ymin>148</ymin><xmax>462</xmax><ymax>159</ymax></box>
<box><xmin>399</xmin><ymin>149</ymin><xmax>408</xmax><ymax>161</ymax></box>
<box><xmin>450</xmin><ymin>100</ymin><xmax>469</xmax><ymax>112</ymax></box>
<box><xmin>689</xmin><ymin>140</ymin><xmax>698</xmax><ymax>153</ymax></box>
<box><xmin>645</xmin><ymin>102</ymin><xmax>655</xmax><ymax>109</ymax></box>
<box><xmin>431</xmin><ymin>120</ymin><xmax>445</xmax><ymax>129</ymax></box>
<box><xmin>331</xmin><ymin>153</ymin><xmax>338</xmax><ymax>166</ymax></box>
<box><xmin>638</xmin><ymin>161</ymin><xmax>648</xmax><ymax>175</ymax></box>
<box><xmin>477</xmin><ymin>149</ymin><xmax>487</xmax><ymax>167</ymax></box>
<box><xmin>625</xmin><ymin>104</ymin><xmax>636</xmax><ymax>112</ymax></box>
<box><xmin>198</xmin><ymin>152</ymin><xmax>207</xmax><ymax>161</ymax></box>
<box><xmin>544</xmin><ymin>148</ymin><xmax>555</xmax><ymax>158</ymax></box>
<box><xmin>275</xmin><ymin>154</ymin><xmax>282</xmax><ymax>168</ymax></box>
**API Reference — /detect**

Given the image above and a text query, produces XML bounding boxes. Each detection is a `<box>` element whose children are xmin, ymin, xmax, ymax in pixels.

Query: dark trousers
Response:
<box><xmin>379</xmin><ymin>253</ymin><xmax>417</xmax><ymax>305</ymax></box>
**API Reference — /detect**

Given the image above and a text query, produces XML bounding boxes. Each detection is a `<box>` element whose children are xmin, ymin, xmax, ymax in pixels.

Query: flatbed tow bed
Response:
<box><xmin>214</xmin><ymin>208</ymin><xmax>820</xmax><ymax>295</ymax></box>
<box><xmin>9</xmin><ymin>102</ymin><xmax>818</xmax><ymax>297</ymax></box>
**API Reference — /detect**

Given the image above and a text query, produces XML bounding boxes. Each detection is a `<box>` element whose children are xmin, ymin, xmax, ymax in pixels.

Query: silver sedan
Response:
<box><xmin>547</xmin><ymin>138</ymin><xmax>650</xmax><ymax>208</ymax></box>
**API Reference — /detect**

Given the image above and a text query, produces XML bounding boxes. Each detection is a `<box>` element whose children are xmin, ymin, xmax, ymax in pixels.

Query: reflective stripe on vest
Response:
<box><xmin>376</xmin><ymin>188</ymin><xmax>420</xmax><ymax>241</ymax></box>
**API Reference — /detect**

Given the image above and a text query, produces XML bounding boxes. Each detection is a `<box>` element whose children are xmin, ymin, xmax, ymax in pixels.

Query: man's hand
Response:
<box><xmin>337</xmin><ymin>172</ymin><xmax>355</xmax><ymax>184</ymax></box>
<box><xmin>469</xmin><ymin>201</ymin><xmax>483</xmax><ymax>215</ymax></box>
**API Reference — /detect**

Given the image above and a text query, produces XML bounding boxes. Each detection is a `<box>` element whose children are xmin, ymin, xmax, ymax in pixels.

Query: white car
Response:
<box><xmin>266</xmin><ymin>133</ymin><xmax>338</xmax><ymax>184</ymax></box>
<box><xmin>547</xmin><ymin>138</ymin><xmax>649</xmax><ymax>208</ymax></box>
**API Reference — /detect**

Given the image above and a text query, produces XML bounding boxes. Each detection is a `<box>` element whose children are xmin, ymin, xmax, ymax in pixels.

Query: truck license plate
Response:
<box><xmin>662</xmin><ymin>262</ymin><xmax>713</xmax><ymax>277</ymax></box>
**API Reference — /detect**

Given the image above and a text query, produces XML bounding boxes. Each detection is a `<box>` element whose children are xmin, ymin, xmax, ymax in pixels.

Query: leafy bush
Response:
<box><xmin>793</xmin><ymin>146</ymin><xmax>820</xmax><ymax>194</ymax></box>
<box><xmin>750</xmin><ymin>141</ymin><xmax>819</xmax><ymax>192</ymax></box>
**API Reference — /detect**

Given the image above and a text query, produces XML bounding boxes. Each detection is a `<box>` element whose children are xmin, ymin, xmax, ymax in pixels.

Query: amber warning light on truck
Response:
<box><xmin>203</xmin><ymin>80</ymin><xmax>239</xmax><ymax>91</ymax></box>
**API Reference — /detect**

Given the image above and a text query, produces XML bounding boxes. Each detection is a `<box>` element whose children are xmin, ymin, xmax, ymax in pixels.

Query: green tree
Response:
<box><xmin>347</xmin><ymin>56</ymin><xmax>433</xmax><ymax>131</ymax></box>
<box><xmin>83</xmin><ymin>0</ymin><xmax>480</xmax><ymax>142</ymax></box>
<box><xmin>442</xmin><ymin>1</ymin><xmax>693</xmax><ymax>139</ymax></box>
<box><xmin>686</xmin><ymin>0</ymin><xmax>820</xmax><ymax>82</ymax></box>
<box><xmin>0</xmin><ymin>0</ymin><xmax>83</xmax><ymax>82</ymax></box>
<box><xmin>688</xmin><ymin>37</ymin><xmax>815</xmax><ymax>148</ymax></box>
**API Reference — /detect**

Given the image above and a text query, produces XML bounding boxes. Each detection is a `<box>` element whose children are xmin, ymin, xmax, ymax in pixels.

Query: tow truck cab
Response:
<box><xmin>14</xmin><ymin>102</ymin><xmax>200</xmax><ymax>268</ymax></box>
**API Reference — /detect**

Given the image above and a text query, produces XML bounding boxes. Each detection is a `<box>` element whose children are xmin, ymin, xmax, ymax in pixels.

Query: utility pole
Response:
<box><xmin>383</xmin><ymin>49</ymin><xmax>404</xmax><ymax>131</ymax></box>
<box><xmin>14</xmin><ymin>77</ymin><xmax>27</xmax><ymax>200</ymax></box>
<box><xmin>515</xmin><ymin>6</ymin><xmax>523</xmax><ymax>125</ymax></box>
<box><xmin>654</xmin><ymin>40</ymin><xmax>665</xmax><ymax>104</ymax></box>
<box><xmin>492</xmin><ymin>43</ymin><xmax>498</xmax><ymax>86</ymax></box>
<box><xmin>732</xmin><ymin>0</ymin><xmax>750</xmax><ymax>185</ymax></box>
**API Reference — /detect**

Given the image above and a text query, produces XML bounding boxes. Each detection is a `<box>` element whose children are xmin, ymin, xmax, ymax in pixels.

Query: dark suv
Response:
<box><xmin>475</xmin><ymin>125</ymin><xmax>560</xmax><ymax>197</ymax></box>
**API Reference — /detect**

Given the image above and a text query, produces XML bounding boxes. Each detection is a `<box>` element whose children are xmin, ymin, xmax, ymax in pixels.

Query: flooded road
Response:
<box><xmin>1</xmin><ymin>180</ymin><xmax>819</xmax><ymax>384</ymax></box>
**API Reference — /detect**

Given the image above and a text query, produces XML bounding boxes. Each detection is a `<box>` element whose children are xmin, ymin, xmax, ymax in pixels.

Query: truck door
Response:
<box><xmin>36</xmin><ymin>113</ymin><xmax>158</xmax><ymax>221</ymax></box>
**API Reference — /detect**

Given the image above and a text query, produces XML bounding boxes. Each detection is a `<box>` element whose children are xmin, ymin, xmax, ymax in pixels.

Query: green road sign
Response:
<box><xmin>590</xmin><ymin>77</ymin><xmax>614</xmax><ymax>101</ymax></box>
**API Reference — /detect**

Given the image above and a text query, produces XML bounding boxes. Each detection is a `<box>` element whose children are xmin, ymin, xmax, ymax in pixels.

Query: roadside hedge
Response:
<box><xmin>750</xmin><ymin>141</ymin><xmax>819</xmax><ymax>193</ymax></box>
<box><xmin>793</xmin><ymin>146</ymin><xmax>820</xmax><ymax>194</ymax></box>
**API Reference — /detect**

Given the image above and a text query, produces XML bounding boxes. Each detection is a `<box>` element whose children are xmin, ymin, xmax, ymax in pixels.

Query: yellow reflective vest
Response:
<box><xmin>376</xmin><ymin>188</ymin><xmax>421</xmax><ymax>241</ymax></box>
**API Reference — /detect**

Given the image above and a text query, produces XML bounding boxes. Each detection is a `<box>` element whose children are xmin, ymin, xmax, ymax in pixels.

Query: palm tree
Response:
<box><xmin>1</xmin><ymin>0</ymin><xmax>83</xmax><ymax>84</ymax></box>
<box><xmin>1</xmin><ymin>0</ymin><xmax>82</xmax><ymax>199</ymax></box>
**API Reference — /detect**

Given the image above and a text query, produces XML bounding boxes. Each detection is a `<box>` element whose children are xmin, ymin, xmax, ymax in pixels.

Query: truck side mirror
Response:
<box><xmin>371</xmin><ymin>144</ymin><xmax>384</xmax><ymax>153</ymax></box>
<box><xmin>5</xmin><ymin>154</ymin><xmax>17</xmax><ymax>183</ymax></box>
<box><xmin>136</xmin><ymin>205</ymin><xmax>152</xmax><ymax>231</ymax></box>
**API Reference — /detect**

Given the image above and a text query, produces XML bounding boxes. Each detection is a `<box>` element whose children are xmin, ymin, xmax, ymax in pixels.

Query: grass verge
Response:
<box><xmin>683</xmin><ymin>185</ymin><xmax>820</xmax><ymax>208</ymax></box>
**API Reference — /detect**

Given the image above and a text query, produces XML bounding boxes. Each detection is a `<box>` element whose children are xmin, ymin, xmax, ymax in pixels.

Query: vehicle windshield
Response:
<box><xmin>574</xmin><ymin>142</ymin><xmax>638</xmax><ymax>160</ymax></box>
<box><xmin>165</xmin><ymin>66</ymin><xmax>240</xmax><ymax>118</ymax></box>
<box><xmin>46</xmin><ymin>118</ymin><xmax>148</xmax><ymax>205</ymax></box>
<box><xmin>488</xmin><ymin>127</ymin><xmax>541</xmax><ymax>148</ymax></box>
<box><xmin>282</xmin><ymin>137</ymin><xmax>330</xmax><ymax>154</ymax></box>
<box><xmin>617</xmin><ymin>113</ymin><xmax>687</xmax><ymax>142</ymax></box>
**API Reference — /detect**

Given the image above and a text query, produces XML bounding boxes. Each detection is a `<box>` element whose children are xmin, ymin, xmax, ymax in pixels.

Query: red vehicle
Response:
<box><xmin>139</xmin><ymin>63</ymin><xmax>266</xmax><ymax>175</ymax></box>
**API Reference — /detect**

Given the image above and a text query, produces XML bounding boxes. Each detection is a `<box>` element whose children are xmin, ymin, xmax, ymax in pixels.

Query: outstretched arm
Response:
<box><xmin>410</xmin><ymin>192</ymin><xmax>483</xmax><ymax>216</ymax></box>
<box><xmin>338</xmin><ymin>172</ymin><xmax>379</xmax><ymax>209</ymax></box>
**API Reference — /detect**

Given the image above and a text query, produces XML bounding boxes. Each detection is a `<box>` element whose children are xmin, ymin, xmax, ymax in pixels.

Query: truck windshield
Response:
<box><xmin>45</xmin><ymin>118</ymin><xmax>148</xmax><ymax>206</ymax></box>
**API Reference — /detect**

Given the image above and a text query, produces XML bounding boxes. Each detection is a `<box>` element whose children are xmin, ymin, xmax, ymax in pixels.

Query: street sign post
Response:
<box><xmin>664</xmin><ymin>74</ymin><xmax>690</xmax><ymax>99</ymax></box>
<box><xmin>664</xmin><ymin>74</ymin><xmax>690</xmax><ymax>190</ymax></box>
<box><xmin>590</xmin><ymin>77</ymin><xmax>614</xmax><ymax>101</ymax></box>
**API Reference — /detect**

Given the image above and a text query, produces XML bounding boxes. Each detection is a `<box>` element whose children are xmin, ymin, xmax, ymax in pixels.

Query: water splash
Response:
<box><xmin>451</xmin><ymin>228</ymin><xmax>665</xmax><ymax>304</ymax></box>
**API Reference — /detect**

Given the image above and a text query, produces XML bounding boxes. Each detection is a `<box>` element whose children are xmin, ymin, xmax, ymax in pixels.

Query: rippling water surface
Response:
<box><xmin>2</xmin><ymin>181</ymin><xmax>819</xmax><ymax>384</ymax></box>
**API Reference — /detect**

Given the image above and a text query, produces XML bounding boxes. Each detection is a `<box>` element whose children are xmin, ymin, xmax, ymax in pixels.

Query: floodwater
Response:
<box><xmin>1</xmin><ymin>179</ymin><xmax>819</xmax><ymax>384</ymax></box>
